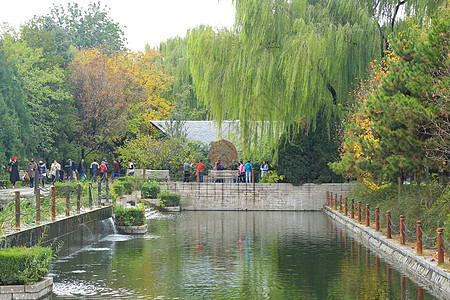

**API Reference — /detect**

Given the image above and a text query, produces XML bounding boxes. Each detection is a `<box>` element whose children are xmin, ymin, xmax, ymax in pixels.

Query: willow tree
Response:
<box><xmin>187</xmin><ymin>0</ymin><xmax>444</xmax><ymax>157</ymax></box>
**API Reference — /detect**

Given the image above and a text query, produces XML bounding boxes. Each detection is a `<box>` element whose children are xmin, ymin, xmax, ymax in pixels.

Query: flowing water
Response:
<box><xmin>50</xmin><ymin>211</ymin><xmax>437</xmax><ymax>299</ymax></box>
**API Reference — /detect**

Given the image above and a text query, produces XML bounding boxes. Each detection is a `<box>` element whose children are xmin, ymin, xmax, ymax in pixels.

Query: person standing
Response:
<box><xmin>112</xmin><ymin>159</ymin><xmax>120</xmax><ymax>181</ymax></box>
<box><xmin>183</xmin><ymin>159</ymin><xmax>192</xmax><ymax>182</ymax></box>
<box><xmin>238</xmin><ymin>161</ymin><xmax>245</xmax><ymax>183</ymax></box>
<box><xmin>78</xmin><ymin>158</ymin><xmax>86</xmax><ymax>182</ymax></box>
<box><xmin>127</xmin><ymin>160</ymin><xmax>135</xmax><ymax>176</ymax></box>
<box><xmin>27</xmin><ymin>158</ymin><xmax>37</xmax><ymax>188</ymax></box>
<box><xmin>196</xmin><ymin>160</ymin><xmax>205</xmax><ymax>182</ymax></box>
<box><xmin>231</xmin><ymin>160</ymin><xmax>239</xmax><ymax>183</ymax></box>
<box><xmin>245</xmin><ymin>161</ymin><xmax>253</xmax><ymax>183</ymax></box>
<box><xmin>71</xmin><ymin>158</ymin><xmax>77</xmax><ymax>181</ymax></box>
<box><xmin>8</xmin><ymin>156</ymin><xmax>20</xmax><ymax>189</ymax></box>
<box><xmin>260</xmin><ymin>161</ymin><xmax>269</xmax><ymax>178</ymax></box>
<box><xmin>50</xmin><ymin>160</ymin><xmax>61</xmax><ymax>184</ymax></box>
<box><xmin>99</xmin><ymin>159</ymin><xmax>108</xmax><ymax>182</ymax></box>
<box><xmin>38</xmin><ymin>159</ymin><xmax>47</xmax><ymax>188</ymax></box>
<box><xmin>66</xmin><ymin>158</ymin><xmax>73</xmax><ymax>182</ymax></box>
<box><xmin>216</xmin><ymin>160</ymin><xmax>225</xmax><ymax>182</ymax></box>
<box><xmin>90</xmin><ymin>159</ymin><xmax>99</xmax><ymax>182</ymax></box>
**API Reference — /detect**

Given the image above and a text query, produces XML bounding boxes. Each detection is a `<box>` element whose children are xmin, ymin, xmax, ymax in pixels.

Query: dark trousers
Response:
<box><xmin>184</xmin><ymin>171</ymin><xmax>190</xmax><ymax>182</ymax></box>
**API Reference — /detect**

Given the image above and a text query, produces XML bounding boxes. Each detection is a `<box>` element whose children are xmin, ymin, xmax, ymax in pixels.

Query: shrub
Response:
<box><xmin>114</xmin><ymin>205</ymin><xmax>145</xmax><ymax>226</ymax></box>
<box><xmin>141</xmin><ymin>176</ymin><xmax>160</xmax><ymax>198</ymax></box>
<box><xmin>259</xmin><ymin>171</ymin><xmax>285</xmax><ymax>183</ymax></box>
<box><xmin>158</xmin><ymin>189</ymin><xmax>180</xmax><ymax>207</ymax></box>
<box><xmin>53</xmin><ymin>182</ymin><xmax>88</xmax><ymax>198</ymax></box>
<box><xmin>0</xmin><ymin>246</ymin><xmax>53</xmax><ymax>285</ymax></box>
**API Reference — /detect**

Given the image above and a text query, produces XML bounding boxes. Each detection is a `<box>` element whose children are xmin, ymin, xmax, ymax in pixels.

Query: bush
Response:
<box><xmin>158</xmin><ymin>189</ymin><xmax>180</xmax><ymax>207</ymax></box>
<box><xmin>0</xmin><ymin>246</ymin><xmax>53</xmax><ymax>285</ymax></box>
<box><xmin>141</xmin><ymin>176</ymin><xmax>160</xmax><ymax>198</ymax></box>
<box><xmin>259</xmin><ymin>171</ymin><xmax>285</xmax><ymax>183</ymax></box>
<box><xmin>114</xmin><ymin>205</ymin><xmax>145</xmax><ymax>226</ymax></box>
<box><xmin>53</xmin><ymin>182</ymin><xmax>88</xmax><ymax>198</ymax></box>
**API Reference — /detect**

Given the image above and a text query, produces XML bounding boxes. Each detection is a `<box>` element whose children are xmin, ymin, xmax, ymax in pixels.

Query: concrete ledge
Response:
<box><xmin>116</xmin><ymin>224</ymin><xmax>148</xmax><ymax>234</ymax></box>
<box><xmin>323</xmin><ymin>206</ymin><xmax>450</xmax><ymax>299</ymax></box>
<box><xmin>0</xmin><ymin>277</ymin><xmax>52</xmax><ymax>299</ymax></box>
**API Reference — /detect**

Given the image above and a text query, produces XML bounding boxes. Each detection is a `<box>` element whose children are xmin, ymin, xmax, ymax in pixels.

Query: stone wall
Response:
<box><xmin>0</xmin><ymin>206</ymin><xmax>113</xmax><ymax>257</ymax></box>
<box><xmin>323</xmin><ymin>207</ymin><xmax>450</xmax><ymax>299</ymax></box>
<box><xmin>160</xmin><ymin>182</ymin><xmax>354</xmax><ymax>211</ymax></box>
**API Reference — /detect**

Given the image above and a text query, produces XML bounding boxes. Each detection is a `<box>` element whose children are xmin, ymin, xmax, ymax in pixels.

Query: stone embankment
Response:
<box><xmin>323</xmin><ymin>206</ymin><xmax>450</xmax><ymax>299</ymax></box>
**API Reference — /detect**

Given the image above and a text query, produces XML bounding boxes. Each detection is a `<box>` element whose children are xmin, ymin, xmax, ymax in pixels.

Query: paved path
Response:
<box><xmin>0</xmin><ymin>186</ymin><xmax>51</xmax><ymax>204</ymax></box>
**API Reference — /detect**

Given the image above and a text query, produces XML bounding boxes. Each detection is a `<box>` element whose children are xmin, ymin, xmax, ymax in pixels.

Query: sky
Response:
<box><xmin>0</xmin><ymin>0</ymin><xmax>236</xmax><ymax>51</ymax></box>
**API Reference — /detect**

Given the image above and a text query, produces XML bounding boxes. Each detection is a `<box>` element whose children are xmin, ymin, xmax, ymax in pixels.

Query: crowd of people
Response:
<box><xmin>7</xmin><ymin>156</ymin><xmax>135</xmax><ymax>189</ymax></box>
<box><xmin>183</xmin><ymin>159</ymin><xmax>271</xmax><ymax>183</ymax></box>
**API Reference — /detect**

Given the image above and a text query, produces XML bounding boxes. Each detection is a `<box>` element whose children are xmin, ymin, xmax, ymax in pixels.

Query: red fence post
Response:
<box><xmin>357</xmin><ymin>201</ymin><xmax>362</xmax><ymax>222</ymax></box>
<box><xmin>386</xmin><ymin>211</ymin><xmax>391</xmax><ymax>238</ymax></box>
<box><xmin>344</xmin><ymin>197</ymin><xmax>348</xmax><ymax>216</ymax></box>
<box><xmin>438</xmin><ymin>228</ymin><xmax>444</xmax><ymax>264</ymax></box>
<box><xmin>326</xmin><ymin>191</ymin><xmax>330</xmax><ymax>206</ymax></box>
<box><xmin>416</xmin><ymin>221</ymin><xmax>422</xmax><ymax>254</ymax></box>
<box><xmin>350</xmin><ymin>199</ymin><xmax>354</xmax><ymax>219</ymax></box>
<box><xmin>400</xmin><ymin>215</ymin><xmax>405</xmax><ymax>245</ymax></box>
<box><xmin>339</xmin><ymin>195</ymin><xmax>342</xmax><ymax>213</ymax></box>
<box><xmin>15</xmin><ymin>191</ymin><xmax>20</xmax><ymax>230</ymax></box>
<box><xmin>365</xmin><ymin>204</ymin><xmax>370</xmax><ymax>227</ymax></box>
<box><xmin>375</xmin><ymin>207</ymin><xmax>380</xmax><ymax>231</ymax></box>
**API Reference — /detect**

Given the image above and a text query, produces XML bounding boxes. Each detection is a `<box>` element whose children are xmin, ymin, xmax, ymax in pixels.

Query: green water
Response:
<box><xmin>50</xmin><ymin>211</ymin><xmax>437</xmax><ymax>299</ymax></box>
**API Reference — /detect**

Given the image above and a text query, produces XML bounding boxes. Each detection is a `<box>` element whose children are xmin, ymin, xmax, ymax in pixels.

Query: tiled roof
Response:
<box><xmin>150</xmin><ymin>120</ymin><xmax>240</xmax><ymax>145</ymax></box>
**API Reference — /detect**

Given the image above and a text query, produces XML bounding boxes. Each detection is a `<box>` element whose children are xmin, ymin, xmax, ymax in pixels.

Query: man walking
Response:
<box><xmin>196</xmin><ymin>160</ymin><xmax>205</xmax><ymax>182</ymax></box>
<box><xmin>90</xmin><ymin>159</ymin><xmax>99</xmax><ymax>182</ymax></box>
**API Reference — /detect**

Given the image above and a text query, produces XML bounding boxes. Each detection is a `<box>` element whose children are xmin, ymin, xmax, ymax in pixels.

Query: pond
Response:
<box><xmin>50</xmin><ymin>211</ymin><xmax>436</xmax><ymax>299</ymax></box>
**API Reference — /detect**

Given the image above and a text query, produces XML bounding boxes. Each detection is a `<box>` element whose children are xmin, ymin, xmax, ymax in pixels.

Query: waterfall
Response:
<box><xmin>101</xmin><ymin>217</ymin><xmax>117</xmax><ymax>234</ymax></box>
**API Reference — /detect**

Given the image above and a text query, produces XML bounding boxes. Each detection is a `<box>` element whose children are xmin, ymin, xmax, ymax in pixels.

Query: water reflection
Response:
<box><xmin>51</xmin><ymin>211</ymin><xmax>436</xmax><ymax>299</ymax></box>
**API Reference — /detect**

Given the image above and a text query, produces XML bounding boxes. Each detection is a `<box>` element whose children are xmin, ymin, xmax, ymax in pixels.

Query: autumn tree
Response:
<box><xmin>69</xmin><ymin>48</ymin><xmax>173</xmax><ymax>156</ymax></box>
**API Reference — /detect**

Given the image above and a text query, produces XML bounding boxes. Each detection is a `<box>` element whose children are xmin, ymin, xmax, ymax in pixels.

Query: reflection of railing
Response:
<box><xmin>326</xmin><ymin>191</ymin><xmax>450</xmax><ymax>264</ymax></box>
<box><xmin>1</xmin><ymin>182</ymin><xmax>110</xmax><ymax>233</ymax></box>
<box><xmin>329</xmin><ymin>219</ymin><xmax>427</xmax><ymax>299</ymax></box>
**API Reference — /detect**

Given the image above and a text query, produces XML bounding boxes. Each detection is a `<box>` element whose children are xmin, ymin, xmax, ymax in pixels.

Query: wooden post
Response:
<box><xmin>375</xmin><ymin>207</ymin><xmax>380</xmax><ymax>231</ymax></box>
<box><xmin>65</xmin><ymin>186</ymin><xmax>70</xmax><ymax>216</ymax></box>
<box><xmin>386</xmin><ymin>211</ymin><xmax>391</xmax><ymax>238</ymax></box>
<box><xmin>106</xmin><ymin>179</ymin><xmax>109</xmax><ymax>205</ymax></box>
<box><xmin>400</xmin><ymin>215</ymin><xmax>405</xmax><ymax>245</ymax></box>
<box><xmin>357</xmin><ymin>201</ymin><xmax>362</xmax><ymax>222</ymax></box>
<box><xmin>334</xmin><ymin>194</ymin><xmax>337</xmax><ymax>210</ymax></box>
<box><xmin>400</xmin><ymin>274</ymin><xmax>405</xmax><ymax>298</ymax></box>
<box><xmin>326</xmin><ymin>191</ymin><xmax>329</xmax><ymax>206</ymax></box>
<box><xmin>339</xmin><ymin>195</ymin><xmax>342</xmax><ymax>213</ymax></box>
<box><xmin>438</xmin><ymin>228</ymin><xmax>444</xmax><ymax>264</ymax></box>
<box><xmin>350</xmin><ymin>199</ymin><xmax>354</xmax><ymax>219</ymax></box>
<box><xmin>251</xmin><ymin>169</ymin><xmax>254</xmax><ymax>183</ymax></box>
<box><xmin>344</xmin><ymin>197</ymin><xmax>348</xmax><ymax>216</ymax></box>
<box><xmin>51</xmin><ymin>186</ymin><xmax>56</xmax><ymax>221</ymax></box>
<box><xmin>15</xmin><ymin>191</ymin><xmax>20</xmax><ymax>230</ymax></box>
<box><xmin>365</xmin><ymin>204</ymin><xmax>370</xmax><ymax>227</ymax></box>
<box><xmin>98</xmin><ymin>181</ymin><xmax>102</xmax><ymax>207</ymax></box>
<box><xmin>417</xmin><ymin>286</ymin><xmax>424</xmax><ymax>300</ymax></box>
<box><xmin>88</xmin><ymin>183</ymin><xmax>93</xmax><ymax>210</ymax></box>
<box><xmin>77</xmin><ymin>184</ymin><xmax>81</xmax><ymax>214</ymax></box>
<box><xmin>36</xmin><ymin>188</ymin><xmax>40</xmax><ymax>225</ymax></box>
<box><xmin>416</xmin><ymin>221</ymin><xmax>422</xmax><ymax>254</ymax></box>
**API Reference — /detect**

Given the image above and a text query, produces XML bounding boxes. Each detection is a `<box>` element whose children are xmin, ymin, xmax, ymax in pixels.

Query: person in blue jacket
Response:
<box><xmin>245</xmin><ymin>161</ymin><xmax>253</xmax><ymax>183</ymax></box>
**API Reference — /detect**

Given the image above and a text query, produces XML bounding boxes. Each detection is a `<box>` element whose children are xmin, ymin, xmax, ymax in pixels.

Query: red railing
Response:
<box><xmin>326</xmin><ymin>191</ymin><xmax>450</xmax><ymax>264</ymax></box>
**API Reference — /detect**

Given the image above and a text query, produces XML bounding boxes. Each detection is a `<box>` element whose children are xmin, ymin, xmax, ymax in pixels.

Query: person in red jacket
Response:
<box><xmin>112</xmin><ymin>159</ymin><xmax>120</xmax><ymax>182</ymax></box>
<box><xmin>196</xmin><ymin>160</ymin><xmax>205</xmax><ymax>182</ymax></box>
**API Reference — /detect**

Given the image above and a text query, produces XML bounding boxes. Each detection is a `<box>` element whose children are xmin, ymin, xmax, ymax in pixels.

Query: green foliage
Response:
<box><xmin>158</xmin><ymin>188</ymin><xmax>180</xmax><ymax>207</ymax></box>
<box><xmin>118</xmin><ymin>135</ymin><xmax>203</xmax><ymax>173</ymax></box>
<box><xmin>141</xmin><ymin>176</ymin><xmax>161</xmax><ymax>199</ymax></box>
<box><xmin>347</xmin><ymin>182</ymin><xmax>449</xmax><ymax>239</ymax></box>
<box><xmin>0</xmin><ymin>246</ymin><xmax>53</xmax><ymax>285</ymax></box>
<box><xmin>48</xmin><ymin>2</ymin><xmax>126</xmax><ymax>51</ymax></box>
<box><xmin>278</xmin><ymin>119</ymin><xmax>346</xmax><ymax>185</ymax></box>
<box><xmin>259</xmin><ymin>170</ymin><xmax>285</xmax><ymax>183</ymax></box>
<box><xmin>114</xmin><ymin>205</ymin><xmax>145</xmax><ymax>226</ymax></box>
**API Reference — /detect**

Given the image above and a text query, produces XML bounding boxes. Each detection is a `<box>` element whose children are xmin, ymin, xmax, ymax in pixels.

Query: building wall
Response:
<box><xmin>161</xmin><ymin>182</ymin><xmax>355</xmax><ymax>211</ymax></box>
